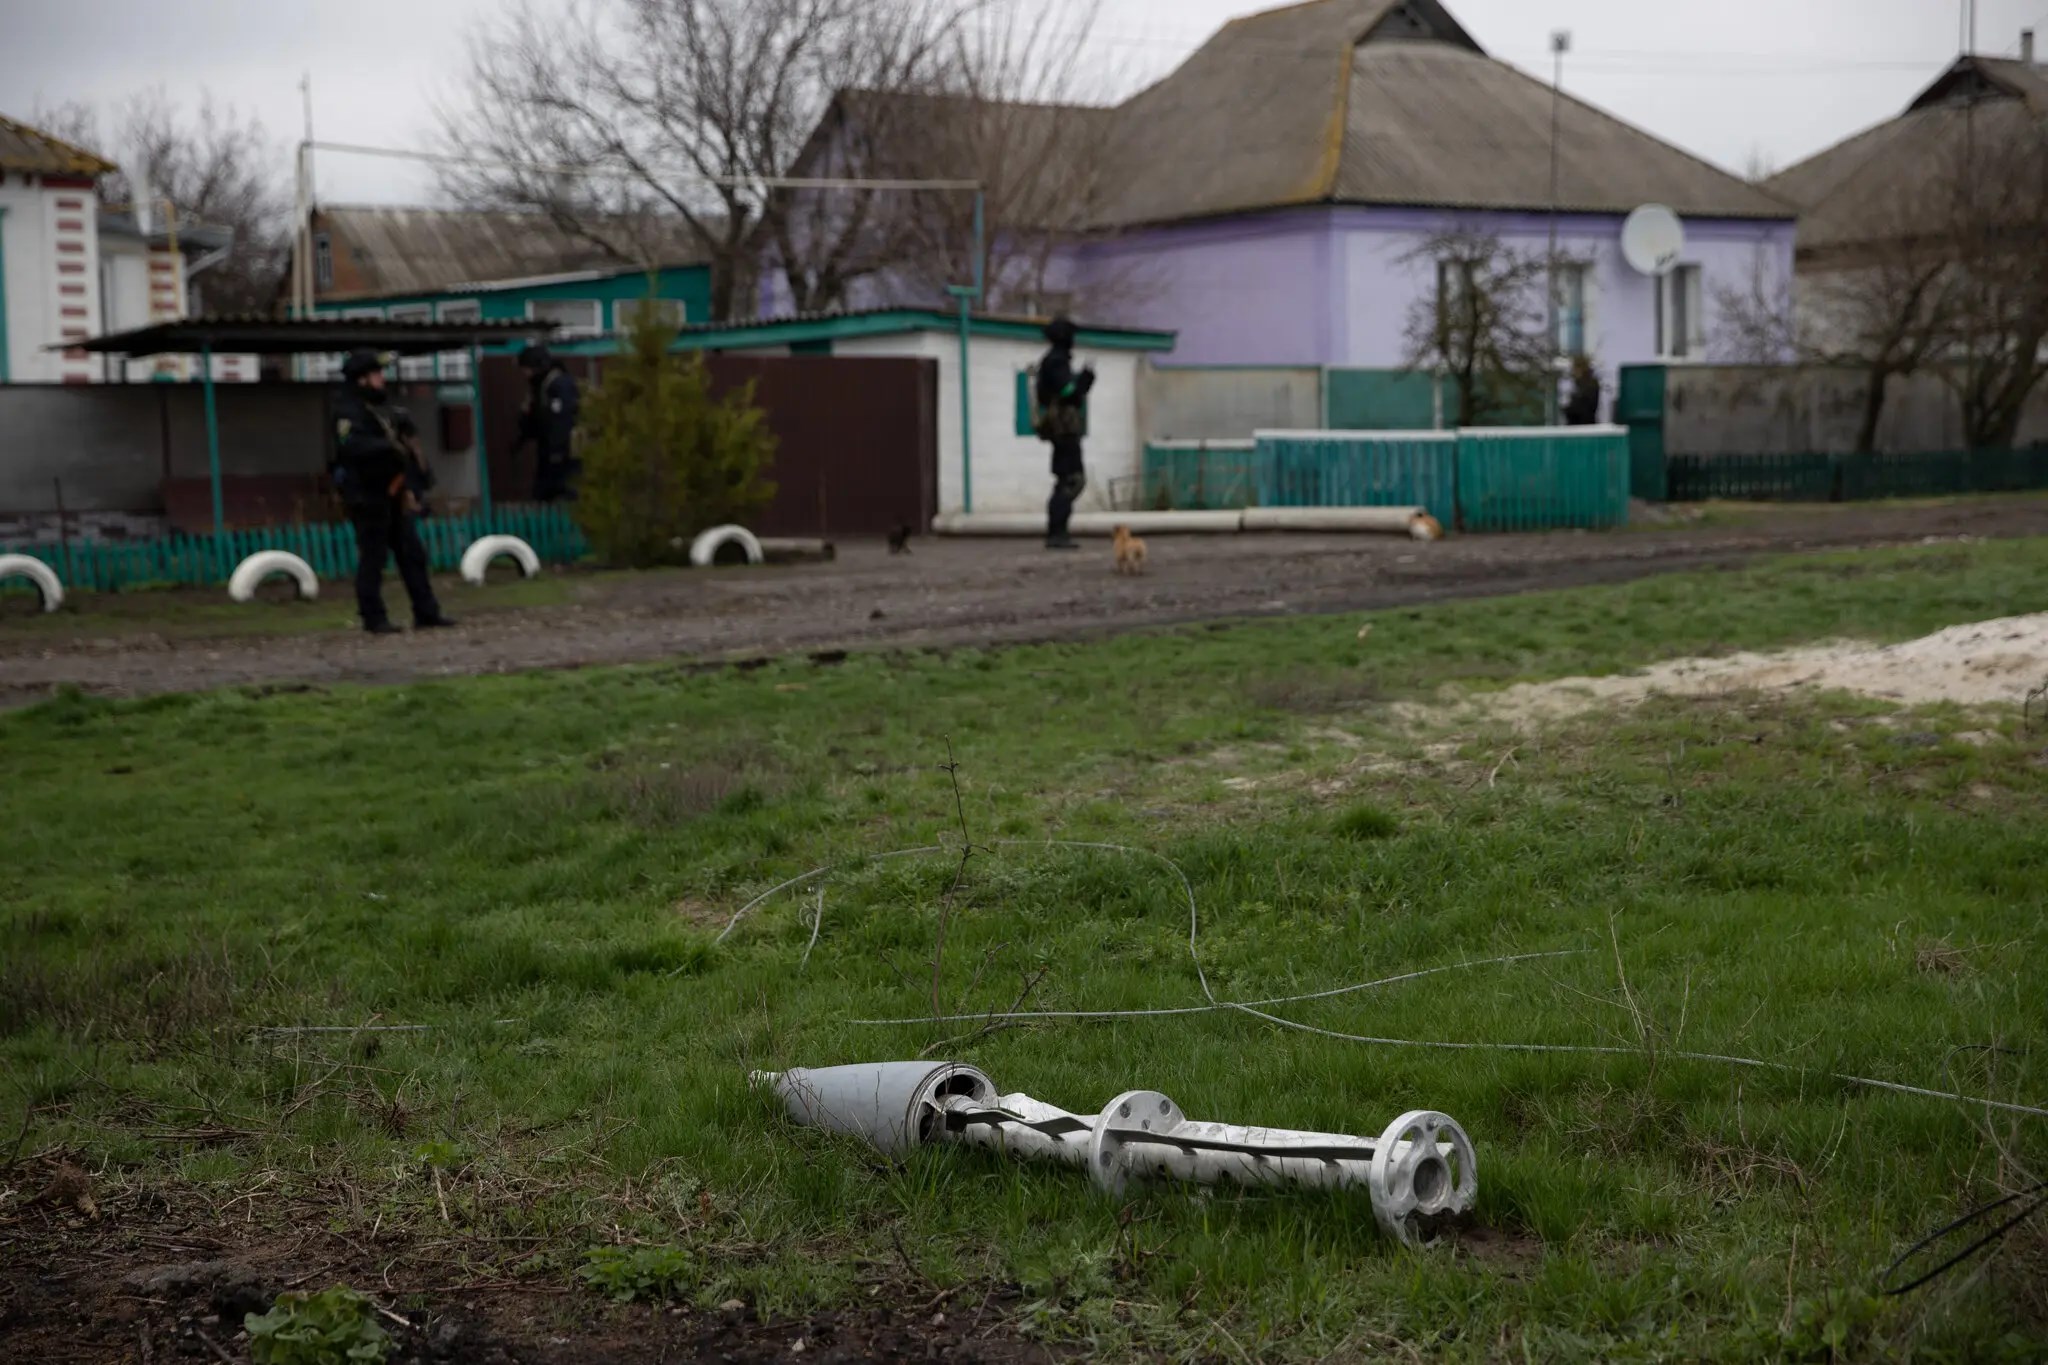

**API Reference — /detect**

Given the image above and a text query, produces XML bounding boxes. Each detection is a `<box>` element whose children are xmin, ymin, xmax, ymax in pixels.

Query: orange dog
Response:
<box><xmin>1113</xmin><ymin>523</ymin><xmax>1149</xmax><ymax>575</ymax></box>
<box><xmin>1408</xmin><ymin>512</ymin><xmax>1445</xmax><ymax>542</ymax></box>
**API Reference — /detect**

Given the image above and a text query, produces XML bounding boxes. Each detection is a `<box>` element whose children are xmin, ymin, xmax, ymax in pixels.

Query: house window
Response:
<box><xmin>436</xmin><ymin>300</ymin><xmax>480</xmax><ymax>380</ymax></box>
<box><xmin>314</xmin><ymin>233</ymin><xmax>333</xmax><ymax>291</ymax></box>
<box><xmin>1554</xmin><ymin>263</ymin><xmax>1589</xmax><ymax>357</ymax></box>
<box><xmin>613</xmin><ymin>297</ymin><xmax>687</xmax><ymax>333</ymax></box>
<box><xmin>1656</xmin><ymin>265</ymin><xmax>1704</xmax><ymax>360</ymax></box>
<box><xmin>387</xmin><ymin>304</ymin><xmax>435</xmax><ymax>380</ymax></box>
<box><xmin>526</xmin><ymin>298</ymin><xmax>602</xmax><ymax>338</ymax></box>
<box><xmin>1435</xmin><ymin>260</ymin><xmax>1478</xmax><ymax>364</ymax></box>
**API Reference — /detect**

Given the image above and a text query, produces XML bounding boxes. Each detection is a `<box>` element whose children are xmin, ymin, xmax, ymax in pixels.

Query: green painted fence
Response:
<box><xmin>1139</xmin><ymin>440</ymin><xmax>1256</xmax><ymax>510</ymax></box>
<box><xmin>1456</xmin><ymin>428</ymin><xmax>1631</xmax><ymax>532</ymax></box>
<box><xmin>1665</xmin><ymin>449</ymin><xmax>2048</xmax><ymax>503</ymax></box>
<box><xmin>4</xmin><ymin>505</ymin><xmax>589</xmax><ymax>593</ymax></box>
<box><xmin>1254</xmin><ymin>431</ymin><xmax>1459</xmax><ymax>525</ymax></box>
<box><xmin>1141</xmin><ymin>428</ymin><xmax>1631</xmax><ymax>531</ymax></box>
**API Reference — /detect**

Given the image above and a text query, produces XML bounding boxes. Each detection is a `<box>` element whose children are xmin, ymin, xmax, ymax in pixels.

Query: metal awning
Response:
<box><xmin>52</xmin><ymin>314</ymin><xmax>555</xmax><ymax>537</ymax></box>
<box><xmin>66</xmin><ymin>314</ymin><xmax>556</xmax><ymax>358</ymax></box>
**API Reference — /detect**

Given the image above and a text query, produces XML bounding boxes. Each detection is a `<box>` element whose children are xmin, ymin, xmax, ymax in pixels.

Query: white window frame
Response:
<box><xmin>613</xmin><ymin>297</ymin><xmax>687</xmax><ymax>334</ymax></box>
<box><xmin>1435</xmin><ymin>259</ymin><xmax>1478</xmax><ymax>368</ymax></box>
<box><xmin>1656</xmin><ymin>264</ymin><xmax>1705</xmax><ymax>361</ymax></box>
<box><xmin>436</xmin><ymin>300</ymin><xmax>481</xmax><ymax>379</ymax></box>
<box><xmin>386</xmin><ymin>304</ymin><xmax>435</xmax><ymax>380</ymax></box>
<box><xmin>314</xmin><ymin>234</ymin><xmax>333</xmax><ymax>291</ymax></box>
<box><xmin>526</xmin><ymin>298</ymin><xmax>603</xmax><ymax>338</ymax></box>
<box><xmin>1554</xmin><ymin>261</ymin><xmax>1592</xmax><ymax>357</ymax></box>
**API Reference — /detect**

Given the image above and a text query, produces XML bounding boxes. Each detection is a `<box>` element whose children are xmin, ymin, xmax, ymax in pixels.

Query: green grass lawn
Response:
<box><xmin>5</xmin><ymin>540</ymin><xmax>2047</xmax><ymax>1361</ymax></box>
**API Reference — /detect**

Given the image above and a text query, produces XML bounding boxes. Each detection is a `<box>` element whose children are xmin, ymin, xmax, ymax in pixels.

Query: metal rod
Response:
<box><xmin>1547</xmin><ymin>31</ymin><xmax>1570</xmax><ymax>427</ymax></box>
<box><xmin>201</xmin><ymin>342</ymin><xmax>225</xmax><ymax>544</ymax></box>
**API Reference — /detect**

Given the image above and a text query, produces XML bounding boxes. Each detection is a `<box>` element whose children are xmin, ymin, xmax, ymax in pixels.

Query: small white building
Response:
<box><xmin>667</xmin><ymin>309</ymin><xmax>1176</xmax><ymax>517</ymax></box>
<box><xmin>0</xmin><ymin>113</ymin><xmax>241</xmax><ymax>385</ymax></box>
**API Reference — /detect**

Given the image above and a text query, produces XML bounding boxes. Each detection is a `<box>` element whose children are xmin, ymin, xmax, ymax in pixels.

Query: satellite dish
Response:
<box><xmin>1620</xmin><ymin>205</ymin><xmax>1686</xmax><ymax>278</ymax></box>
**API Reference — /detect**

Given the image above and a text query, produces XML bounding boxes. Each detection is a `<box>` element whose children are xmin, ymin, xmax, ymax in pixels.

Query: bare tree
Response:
<box><xmin>1714</xmin><ymin>236</ymin><xmax>1960</xmax><ymax>454</ymax></box>
<box><xmin>439</xmin><ymin>0</ymin><xmax>995</xmax><ymax>320</ymax></box>
<box><xmin>1400</xmin><ymin>227</ymin><xmax>1556</xmax><ymax>428</ymax></box>
<box><xmin>777</xmin><ymin>0</ymin><xmax>1133</xmax><ymax>316</ymax></box>
<box><xmin>1721</xmin><ymin>100</ymin><xmax>2048</xmax><ymax>453</ymax></box>
<box><xmin>33</xmin><ymin>92</ymin><xmax>289</xmax><ymax>314</ymax></box>
<box><xmin>1939</xmin><ymin>107</ymin><xmax>2048</xmax><ymax>450</ymax></box>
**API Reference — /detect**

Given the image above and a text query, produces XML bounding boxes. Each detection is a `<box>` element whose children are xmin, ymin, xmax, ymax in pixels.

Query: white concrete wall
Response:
<box><xmin>832</xmin><ymin>329</ymin><xmax>1149</xmax><ymax>516</ymax></box>
<box><xmin>2</xmin><ymin>177</ymin><xmax>55</xmax><ymax>382</ymax></box>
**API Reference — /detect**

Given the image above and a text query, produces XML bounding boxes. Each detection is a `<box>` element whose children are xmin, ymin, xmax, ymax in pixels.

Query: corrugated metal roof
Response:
<box><xmin>1330</xmin><ymin>42</ymin><xmax>1793</xmax><ymax>218</ymax></box>
<box><xmin>316</xmin><ymin>205</ymin><xmax>711</xmax><ymax>301</ymax></box>
<box><xmin>666</xmin><ymin>306</ymin><xmax>1175</xmax><ymax>352</ymax></box>
<box><xmin>1767</xmin><ymin>55</ymin><xmax>2048</xmax><ymax>256</ymax></box>
<box><xmin>0</xmin><ymin>112</ymin><xmax>117</xmax><ymax>176</ymax></box>
<box><xmin>70</xmin><ymin>313</ymin><xmax>556</xmax><ymax>358</ymax></box>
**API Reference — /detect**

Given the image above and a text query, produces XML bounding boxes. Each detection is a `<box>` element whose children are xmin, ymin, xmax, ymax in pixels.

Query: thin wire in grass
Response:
<box><xmin>847</xmin><ymin>950</ymin><xmax>1589</xmax><ymax>1024</ymax></box>
<box><xmin>717</xmin><ymin>838</ymin><xmax>2048</xmax><ymax>1120</ymax></box>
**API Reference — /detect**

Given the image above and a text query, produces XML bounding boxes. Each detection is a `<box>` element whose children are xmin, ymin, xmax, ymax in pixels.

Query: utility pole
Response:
<box><xmin>1546</xmin><ymin>29</ymin><xmax>1570</xmax><ymax>425</ymax></box>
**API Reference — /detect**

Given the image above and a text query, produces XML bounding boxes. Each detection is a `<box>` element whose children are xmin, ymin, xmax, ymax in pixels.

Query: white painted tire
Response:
<box><xmin>689</xmin><ymin>524</ymin><xmax>764</xmax><ymax>567</ymax></box>
<box><xmin>460</xmin><ymin>534</ymin><xmax>541</xmax><ymax>586</ymax></box>
<box><xmin>0</xmin><ymin>553</ymin><xmax>64</xmax><ymax>613</ymax></box>
<box><xmin>227</xmin><ymin>551</ymin><xmax>319</xmax><ymax>604</ymax></box>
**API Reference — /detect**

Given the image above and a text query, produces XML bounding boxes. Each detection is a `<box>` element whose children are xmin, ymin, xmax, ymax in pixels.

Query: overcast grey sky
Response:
<box><xmin>4</xmin><ymin>0</ymin><xmax>2045</xmax><ymax>203</ymax></box>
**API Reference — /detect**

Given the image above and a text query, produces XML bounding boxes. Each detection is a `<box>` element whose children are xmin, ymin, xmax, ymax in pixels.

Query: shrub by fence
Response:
<box><xmin>2</xmin><ymin>504</ymin><xmax>588</xmax><ymax>593</ymax></box>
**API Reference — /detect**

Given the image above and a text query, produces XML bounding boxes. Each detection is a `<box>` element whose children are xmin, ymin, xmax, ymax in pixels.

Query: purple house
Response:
<box><xmin>772</xmin><ymin>0</ymin><xmax>1794</xmax><ymax>399</ymax></box>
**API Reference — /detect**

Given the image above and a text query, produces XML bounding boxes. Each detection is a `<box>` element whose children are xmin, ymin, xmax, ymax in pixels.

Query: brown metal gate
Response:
<box><xmin>481</xmin><ymin>353</ymin><xmax>937</xmax><ymax>537</ymax></box>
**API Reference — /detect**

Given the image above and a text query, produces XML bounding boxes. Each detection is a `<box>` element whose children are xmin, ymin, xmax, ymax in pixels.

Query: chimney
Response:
<box><xmin>2025</xmin><ymin>28</ymin><xmax>2037</xmax><ymax>64</ymax></box>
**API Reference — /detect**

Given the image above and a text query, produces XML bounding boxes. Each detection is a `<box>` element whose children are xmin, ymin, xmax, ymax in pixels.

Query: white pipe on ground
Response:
<box><xmin>1240</xmin><ymin>507</ymin><xmax>1426</xmax><ymax>533</ymax></box>
<box><xmin>752</xmin><ymin>1063</ymin><xmax>1476</xmax><ymax>1247</ymax></box>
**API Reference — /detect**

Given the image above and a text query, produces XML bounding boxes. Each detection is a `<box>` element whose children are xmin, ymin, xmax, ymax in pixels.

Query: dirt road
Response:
<box><xmin>4</xmin><ymin>500</ymin><xmax>2045</xmax><ymax>706</ymax></box>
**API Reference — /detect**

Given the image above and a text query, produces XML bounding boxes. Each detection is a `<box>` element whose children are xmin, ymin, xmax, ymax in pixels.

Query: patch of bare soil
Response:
<box><xmin>5</xmin><ymin>500</ymin><xmax>2047</xmax><ymax>707</ymax></box>
<box><xmin>0</xmin><ymin>1163</ymin><xmax>1048</xmax><ymax>1365</ymax></box>
<box><xmin>1407</xmin><ymin>612</ymin><xmax>2048</xmax><ymax>730</ymax></box>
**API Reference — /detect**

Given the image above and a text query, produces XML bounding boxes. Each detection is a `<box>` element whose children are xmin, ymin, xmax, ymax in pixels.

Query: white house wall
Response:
<box><xmin>831</xmin><ymin>330</ymin><xmax>1147</xmax><ymax>517</ymax></box>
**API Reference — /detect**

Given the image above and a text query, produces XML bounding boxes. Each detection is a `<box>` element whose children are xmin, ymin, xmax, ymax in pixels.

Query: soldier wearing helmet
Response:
<box><xmin>331</xmin><ymin>349</ymin><xmax>453</xmax><ymax>635</ymax></box>
<box><xmin>510</xmin><ymin>343</ymin><xmax>582</xmax><ymax>503</ymax></box>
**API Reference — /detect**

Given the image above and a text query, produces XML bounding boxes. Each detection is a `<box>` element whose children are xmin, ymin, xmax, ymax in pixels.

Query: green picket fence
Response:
<box><xmin>1140</xmin><ymin>441</ymin><xmax>1258</xmax><ymax>510</ymax></box>
<box><xmin>4</xmin><ymin>505</ymin><xmax>590</xmax><ymax>593</ymax></box>
<box><xmin>1665</xmin><ymin>449</ymin><xmax>2048</xmax><ymax>503</ymax></box>
<box><xmin>1142</xmin><ymin>428</ymin><xmax>1630</xmax><ymax>531</ymax></box>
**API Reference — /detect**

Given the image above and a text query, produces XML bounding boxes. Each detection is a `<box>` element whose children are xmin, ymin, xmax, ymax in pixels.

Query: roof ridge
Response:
<box><xmin>1373</xmin><ymin>44</ymin><xmax>1793</xmax><ymax>214</ymax></box>
<box><xmin>0</xmin><ymin>110</ymin><xmax>118</xmax><ymax>175</ymax></box>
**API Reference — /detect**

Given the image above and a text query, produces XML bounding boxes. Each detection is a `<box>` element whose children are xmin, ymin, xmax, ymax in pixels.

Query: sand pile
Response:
<box><xmin>1413</xmin><ymin>613</ymin><xmax>2048</xmax><ymax>728</ymax></box>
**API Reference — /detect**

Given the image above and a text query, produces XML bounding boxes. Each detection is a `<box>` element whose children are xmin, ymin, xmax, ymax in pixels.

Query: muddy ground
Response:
<box><xmin>0</xmin><ymin>1164</ymin><xmax>1050</xmax><ymax>1365</ymax></box>
<box><xmin>5</xmin><ymin>501</ymin><xmax>2046</xmax><ymax>709</ymax></box>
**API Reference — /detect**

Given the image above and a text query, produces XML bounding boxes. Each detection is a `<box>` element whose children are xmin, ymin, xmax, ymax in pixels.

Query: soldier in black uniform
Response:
<box><xmin>1033</xmin><ymin>317</ymin><xmax>1094</xmax><ymax>550</ymax></box>
<box><xmin>511</xmin><ymin>344</ymin><xmax>582</xmax><ymax>502</ymax></box>
<box><xmin>331</xmin><ymin>350</ymin><xmax>454</xmax><ymax>635</ymax></box>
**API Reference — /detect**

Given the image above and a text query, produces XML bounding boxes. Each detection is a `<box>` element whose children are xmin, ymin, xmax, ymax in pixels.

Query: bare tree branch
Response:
<box><xmin>1398</xmin><ymin>225</ymin><xmax>1557</xmax><ymax>429</ymax></box>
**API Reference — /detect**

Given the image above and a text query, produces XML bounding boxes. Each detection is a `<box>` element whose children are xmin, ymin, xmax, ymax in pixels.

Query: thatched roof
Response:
<box><xmin>314</xmin><ymin>205</ymin><xmax>710</xmax><ymax>302</ymax></box>
<box><xmin>0</xmin><ymin>112</ymin><xmax>117</xmax><ymax>177</ymax></box>
<box><xmin>1767</xmin><ymin>55</ymin><xmax>2048</xmax><ymax>259</ymax></box>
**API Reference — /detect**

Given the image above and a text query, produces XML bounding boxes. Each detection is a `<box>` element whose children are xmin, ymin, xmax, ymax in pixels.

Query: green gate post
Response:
<box><xmin>201</xmin><ymin>342</ymin><xmax>226</xmax><ymax>573</ymax></box>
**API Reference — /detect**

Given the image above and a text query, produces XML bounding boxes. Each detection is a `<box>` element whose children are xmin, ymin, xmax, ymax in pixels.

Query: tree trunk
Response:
<box><xmin>1853</xmin><ymin>368</ymin><xmax>1890</xmax><ymax>454</ymax></box>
